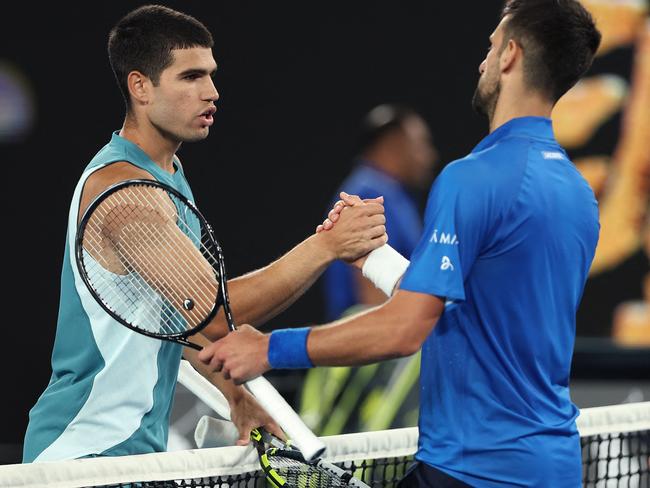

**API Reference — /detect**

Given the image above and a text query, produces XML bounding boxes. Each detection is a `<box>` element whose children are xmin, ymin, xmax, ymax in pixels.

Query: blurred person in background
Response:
<box><xmin>323</xmin><ymin>104</ymin><xmax>437</xmax><ymax>321</ymax></box>
<box><xmin>302</xmin><ymin>105</ymin><xmax>437</xmax><ymax>436</ymax></box>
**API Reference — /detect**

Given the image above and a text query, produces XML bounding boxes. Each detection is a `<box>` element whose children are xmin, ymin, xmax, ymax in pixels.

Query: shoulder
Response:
<box><xmin>442</xmin><ymin>138</ymin><xmax>530</xmax><ymax>193</ymax></box>
<box><xmin>84</xmin><ymin>162</ymin><xmax>155</xmax><ymax>198</ymax></box>
<box><xmin>426</xmin><ymin>144</ymin><xmax>530</xmax><ymax>224</ymax></box>
<box><xmin>79</xmin><ymin>162</ymin><xmax>156</xmax><ymax>223</ymax></box>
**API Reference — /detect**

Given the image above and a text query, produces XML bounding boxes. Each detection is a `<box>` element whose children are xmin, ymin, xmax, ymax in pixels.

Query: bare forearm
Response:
<box><xmin>185</xmin><ymin>335</ymin><xmax>285</xmax><ymax>442</ymax></box>
<box><xmin>204</xmin><ymin>233</ymin><xmax>333</xmax><ymax>339</ymax></box>
<box><xmin>195</xmin><ymin>293</ymin><xmax>441</xmax><ymax>385</ymax></box>
<box><xmin>307</xmin><ymin>297</ymin><xmax>435</xmax><ymax>366</ymax></box>
<box><xmin>355</xmin><ymin>267</ymin><xmax>391</xmax><ymax>305</ymax></box>
<box><xmin>203</xmin><ymin>200</ymin><xmax>389</xmax><ymax>340</ymax></box>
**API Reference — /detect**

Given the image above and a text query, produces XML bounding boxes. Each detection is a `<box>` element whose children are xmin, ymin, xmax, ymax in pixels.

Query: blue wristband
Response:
<box><xmin>267</xmin><ymin>327</ymin><xmax>314</xmax><ymax>369</ymax></box>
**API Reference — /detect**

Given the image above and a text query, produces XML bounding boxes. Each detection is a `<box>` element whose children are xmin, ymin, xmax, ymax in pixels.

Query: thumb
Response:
<box><xmin>236</xmin><ymin>430</ymin><xmax>251</xmax><ymax>446</ymax></box>
<box><xmin>267</xmin><ymin>422</ymin><xmax>287</xmax><ymax>442</ymax></box>
<box><xmin>340</xmin><ymin>191</ymin><xmax>363</xmax><ymax>206</ymax></box>
<box><xmin>363</xmin><ymin>195</ymin><xmax>384</xmax><ymax>204</ymax></box>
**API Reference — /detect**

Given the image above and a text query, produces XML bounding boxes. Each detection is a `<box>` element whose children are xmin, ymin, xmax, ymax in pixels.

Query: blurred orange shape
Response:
<box><xmin>581</xmin><ymin>0</ymin><xmax>648</xmax><ymax>56</ymax></box>
<box><xmin>612</xmin><ymin>273</ymin><xmax>650</xmax><ymax>346</ymax></box>
<box><xmin>574</xmin><ymin>156</ymin><xmax>611</xmax><ymax>197</ymax></box>
<box><xmin>552</xmin><ymin>75</ymin><xmax>627</xmax><ymax>149</ymax></box>
<box><xmin>612</xmin><ymin>303</ymin><xmax>650</xmax><ymax>346</ymax></box>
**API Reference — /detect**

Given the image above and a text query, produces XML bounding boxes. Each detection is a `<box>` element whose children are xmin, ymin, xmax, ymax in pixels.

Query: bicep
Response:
<box><xmin>384</xmin><ymin>289</ymin><xmax>444</xmax><ymax>346</ymax></box>
<box><xmin>389</xmin><ymin>289</ymin><xmax>444</xmax><ymax>323</ymax></box>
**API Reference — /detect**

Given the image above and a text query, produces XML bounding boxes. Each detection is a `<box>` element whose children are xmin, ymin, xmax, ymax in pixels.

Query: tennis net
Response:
<box><xmin>2</xmin><ymin>402</ymin><xmax>648</xmax><ymax>487</ymax></box>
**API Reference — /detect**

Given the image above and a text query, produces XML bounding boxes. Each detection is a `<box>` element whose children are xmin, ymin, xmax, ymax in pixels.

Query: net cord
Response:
<box><xmin>576</xmin><ymin>401</ymin><xmax>650</xmax><ymax>436</ymax></box>
<box><xmin>3</xmin><ymin>403</ymin><xmax>647</xmax><ymax>487</ymax></box>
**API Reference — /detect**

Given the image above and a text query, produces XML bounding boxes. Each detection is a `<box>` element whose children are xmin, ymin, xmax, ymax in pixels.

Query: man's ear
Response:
<box><xmin>127</xmin><ymin>70</ymin><xmax>151</xmax><ymax>106</ymax></box>
<box><xmin>500</xmin><ymin>39</ymin><xmax>519</xmax><ymax>73</ymax></box>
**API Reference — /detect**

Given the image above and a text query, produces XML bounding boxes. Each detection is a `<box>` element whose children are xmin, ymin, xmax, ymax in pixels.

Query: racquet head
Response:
<box><xmin>75</xmin><ymin>179</ymin><xmax>227</xmax><ymax>347</ymax></box>
<box><xmin>251</xmin><ymin>428</ymin><xmax>369</xmax><ymax>488</ymax></box>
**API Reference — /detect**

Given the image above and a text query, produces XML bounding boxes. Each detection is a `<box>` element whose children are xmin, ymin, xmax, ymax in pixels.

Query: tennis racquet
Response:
<box><xmin>75</xmin><ymin>178</ymin><xmax>325</xmax><ymax>460</ymax></box>
<box><xmin>250</xmin><ymin>427</ymin><xmax>370</xmax><ymax>487</ymax></box>
<box><xmin>178</xmin><ymin>361</ymin><xmax>370</xmax><ymax>488</ymax></box>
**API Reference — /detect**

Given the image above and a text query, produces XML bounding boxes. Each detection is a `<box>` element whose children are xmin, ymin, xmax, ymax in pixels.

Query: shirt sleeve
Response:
<box><xmin>400</xmin><ymin>161</ymin><xmax>493</xmax><ymax>301</ymax></box>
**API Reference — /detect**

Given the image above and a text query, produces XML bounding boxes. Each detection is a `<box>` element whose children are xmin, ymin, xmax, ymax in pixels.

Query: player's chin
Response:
<box><xmin>182</xmin><ymin>126</ymin><xmax>211</xmax><ymax>143</ymax></box>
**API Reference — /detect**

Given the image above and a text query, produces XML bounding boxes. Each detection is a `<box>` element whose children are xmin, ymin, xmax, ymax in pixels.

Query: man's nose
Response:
<box><xmin>205</xmin><ymin>78</ymin><xmax>219</xmax><ymax>101</ymax></box>
<box><xmin>478</xmin><ymin>59</ymin><xmax>486</xmax><ymax>75</ymax></box>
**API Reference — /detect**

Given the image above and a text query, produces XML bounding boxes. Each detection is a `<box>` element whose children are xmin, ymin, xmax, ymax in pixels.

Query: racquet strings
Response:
<box><xmin>79</xmin><ymin>182</ymin><xmax>220</xmax><ymax>337</ymax></box>
<box><xmin>254</xmin><ymin>430</ymin><xmax>356</xmax><ymax>488</ymax></box>
<box><xmin>266</xmin><ymin>454</ymin><xmax>352</xmax><ymax>487</ymax></box>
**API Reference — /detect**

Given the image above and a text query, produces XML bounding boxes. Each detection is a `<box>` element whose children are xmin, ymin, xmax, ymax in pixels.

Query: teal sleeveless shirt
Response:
<box><xmin>23</xmin><ymin>132</ymin><xmax>196</xmax><ymax>462</ymax></box>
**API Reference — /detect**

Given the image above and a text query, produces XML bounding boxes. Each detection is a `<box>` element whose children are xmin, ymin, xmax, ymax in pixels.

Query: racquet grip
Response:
<box><xmin>245</xmin><ymin>376</ymin><xmax>326</xmax><ymax>461</ymax></box>
<box><xmin>178</xmin><ymin>361</ymin><xmax>325</xmax><ymax>460</ymax></box>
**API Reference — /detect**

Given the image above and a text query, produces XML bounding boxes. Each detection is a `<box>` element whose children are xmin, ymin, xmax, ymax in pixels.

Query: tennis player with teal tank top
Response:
<box><xmin>24</xmin><ymin>5</ymin><xmax>390</xmax><ymax>463</ymax></box>
<box><xmin>20</xmin><ymin>7</ymin><xmax>228</xmax><ymax>462</ymax></box>
<box><xmin>23</xmin><ymin>132</ymin><xmax>195</xmax><ymax>462</ymax></box>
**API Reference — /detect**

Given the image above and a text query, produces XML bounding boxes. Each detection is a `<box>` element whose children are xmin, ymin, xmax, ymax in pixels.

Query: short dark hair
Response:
<box><xmin>357</xmin><ymin>104</ymin><xmax>420</xmax><ymax>154</ymax></box>
<box><xmin>501</xmin><ymin>0</ymin><xmax>601</xmax><ymax>102</ymax></box>
<box><xmin>108</xmin><ymin>5</ymin><xmax>214</xmax><ymax>110</ymax></box>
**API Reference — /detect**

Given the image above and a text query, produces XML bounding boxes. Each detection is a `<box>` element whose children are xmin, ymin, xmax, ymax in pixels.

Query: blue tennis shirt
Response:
<box><xmin>324</xmin><ymin>162</ymin><xmax>422</xmax><ymax>319</ymax></box>
<box><xmin>400</xmin><ymin>117</ymin><xmax>599</xmax><ymax>487</ymax></box>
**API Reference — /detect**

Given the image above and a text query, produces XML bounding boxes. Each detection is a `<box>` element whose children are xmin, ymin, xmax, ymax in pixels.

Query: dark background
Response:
<box><xmin>0</xmin><ymin>1</ymin><xmax>646</xmax><ymax>451</ymax></box>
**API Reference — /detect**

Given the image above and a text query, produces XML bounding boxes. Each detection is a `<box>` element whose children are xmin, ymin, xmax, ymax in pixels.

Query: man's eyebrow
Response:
<box><xmin>177</xmin><ymin>66</ymin><xmax>218</xmax><ymax>77</ymax></box>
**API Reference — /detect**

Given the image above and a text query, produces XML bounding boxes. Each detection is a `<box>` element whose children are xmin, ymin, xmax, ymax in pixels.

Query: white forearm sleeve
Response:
<box><xmin>361</xmin><ymin>244</ymin><xmax>410</xmax><ymax>297</ymax></box>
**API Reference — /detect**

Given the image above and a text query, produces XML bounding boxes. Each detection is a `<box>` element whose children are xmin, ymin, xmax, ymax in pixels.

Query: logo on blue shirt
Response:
<box><xmin>541</xmin><ymin>151</ymin><xmax>565</xmax><ymax>160</ymax></box>
<box><xmin>440</xmin><ymin>256</ymin><xmax>454</xmax><ymax>271</ymax></box>
<box><xmin>430</xmin><ymin>229</ymin><xmax>459</xmax><ymax>245</ymax></box>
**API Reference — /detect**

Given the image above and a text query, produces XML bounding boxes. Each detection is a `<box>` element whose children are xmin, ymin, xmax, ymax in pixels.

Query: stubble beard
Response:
<box><xmin>471</xmin><ymin>77</ymin><xmax>501</xmax><ymax>126</ymax></box>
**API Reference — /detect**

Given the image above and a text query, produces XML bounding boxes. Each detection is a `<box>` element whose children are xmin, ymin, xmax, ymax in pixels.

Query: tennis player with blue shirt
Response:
<box><xmin>200</xmin><ymin>0</ymin><xmax>602</xmax><ymax>486</ymax></box>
